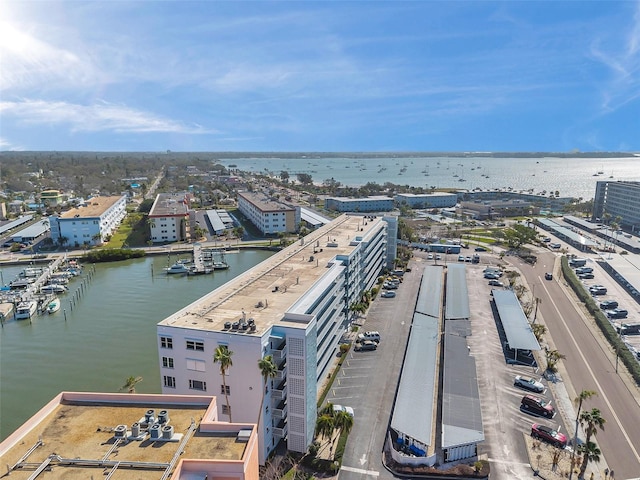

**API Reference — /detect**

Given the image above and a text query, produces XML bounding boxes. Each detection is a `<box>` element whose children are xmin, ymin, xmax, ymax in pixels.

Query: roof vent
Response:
<box><xmin>237</xmin><ymin>428</ymin><xmax>252</xmax><ymax>442</ymax></box>
<box><xmin>249</xmin><ymin>323</ymin><xmax>257</xmax><ymax>332</ymax></box>
<box><xmin>114</xmin><ymin>424</ymin><xmax>127</xmax><ymax>439</ymax></box>
<box><xmin>158</xmin><ymin>410</ymin><xmax>170</xmax><ymax>424</ymax></box>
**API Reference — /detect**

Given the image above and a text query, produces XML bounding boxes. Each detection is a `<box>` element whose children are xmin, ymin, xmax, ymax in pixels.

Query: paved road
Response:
<box><xmin>508</xmin><ymin>250</ymin><xmax>640</xmax><ymax>479</ymax></box>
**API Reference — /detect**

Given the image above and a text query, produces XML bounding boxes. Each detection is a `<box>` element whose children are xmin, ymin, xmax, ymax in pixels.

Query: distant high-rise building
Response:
<box><xmin>592</xmin><ymin>181</ymin><xmax>640</xmax><ymax>232</ymax></box>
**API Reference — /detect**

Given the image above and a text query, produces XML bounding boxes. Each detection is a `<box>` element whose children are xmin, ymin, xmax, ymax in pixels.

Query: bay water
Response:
<box><xmin>0</xmin><ymin>250</ymin><xmax>273</xmax><ymax>440</ymax></box>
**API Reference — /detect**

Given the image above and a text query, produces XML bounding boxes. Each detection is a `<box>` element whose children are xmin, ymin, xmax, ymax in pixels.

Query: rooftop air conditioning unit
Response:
<box><xmin>158</xmin><ymin>410</ymin><xmax>170</xmax><ymax>424</ymax></box>
<box><xmin>224</xmin><ymin>321</ymin><xmax>232</xmax><ymax>329</ymax></box>
<box><xmin>231</xmin><ymin>322</ymin><xmax>239</xmax><ymax>330</ymax></box>
<box><xmin>149</xmin><ymin>423</ymin><xmax>161</xmax><ymax>439</ymax></box>
<box><xmin>162</xmin><ymin>425</ymin><xmax>174</xmax><ymax>440</ymax></box>
<box><xmin>144</xmin><ymin>409</ymin><xmax>155</xmax><ymax>424</ymax></box>
<box><xmin>249</xmin><ymin>323</ymin><xmax>257</xmax><ymax>332</ymax></box>
<box><xmin>131</xmin><ymin>422</ymin><xmax>141</xmax><ymax>437</ymax></box>
<box><xmin>114</xmin><ymin>424</ymin><xmax>127</xmax><ymax>439</ymax></box>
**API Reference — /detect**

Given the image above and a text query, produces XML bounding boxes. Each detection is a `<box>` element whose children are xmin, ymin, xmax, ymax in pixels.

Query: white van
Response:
<box><xmin>357</xmin><ymin>331</ymin><xmax>381</xmax><ymax>343</ymax></box>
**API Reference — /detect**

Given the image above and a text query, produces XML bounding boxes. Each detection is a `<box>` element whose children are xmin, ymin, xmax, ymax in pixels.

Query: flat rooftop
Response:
<box><xmin>149</xmin><ymin>193</ymin><xmax>189</xmax><ymax>217</ymax></box>
<box><xmin>60</xmin><ymin>196</ymin><xmax>123</xmax><ymax>219</ymax></box>
<box><xmin>0</xmin><ymin>393</ymin><xmax>250</xmax><ymax>480</ymax></box>
<box><xmin>159</xmin><ymin>214</ymin><xmax>385</xmax><ymax>334</ymax></box>
<box><xmin>238</xmin><ymin>191</ymin><xmax>295</xmax><ymax>212</ymax></box>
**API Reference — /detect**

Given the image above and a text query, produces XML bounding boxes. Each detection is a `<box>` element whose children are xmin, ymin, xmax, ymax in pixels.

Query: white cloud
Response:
<box><xmin>0</xmin><ymin>99</ymin><xmax>217</xmax><ymax>134</ymax></box>
<box><xmin>0</xmin><ymin>137</ymin><xmax>25</xmax><ymax>151</ymax></box>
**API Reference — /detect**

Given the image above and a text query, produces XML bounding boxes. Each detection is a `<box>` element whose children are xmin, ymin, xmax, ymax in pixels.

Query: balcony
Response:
<box><xmin>275</xmin><ymin>363</ymin><xmax>287</xmax><ymax>382</ymax></box>
<box><xmin>272</xmin><ymin>343</ymin><xmax>287</xmax><ymax>363</ymax></box>
<box><xmin>271</xmin><ymin>380</ymin><xmax>287</xmax><ymax>401</ymax></box>
<box><xmin>272</xmin><ymin>399</ymin><xmax>288</xmax><ymax>420</ymax></box>
<box><xmin>273</xmin><ymin>419</ymin><xmax>288</xmax><ymax>438</ymax></box>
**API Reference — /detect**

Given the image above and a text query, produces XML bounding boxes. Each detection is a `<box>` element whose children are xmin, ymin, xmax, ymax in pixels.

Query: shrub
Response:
<box><xmin>81</xmin><ymin>248</ymin><xmax>146</xmax><ymax>263</ymax></box>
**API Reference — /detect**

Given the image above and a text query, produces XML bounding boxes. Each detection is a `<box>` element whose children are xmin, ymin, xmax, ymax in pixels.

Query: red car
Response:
<box><xmin>531</xmin><ymin>423</ymin><xmax>567</xmax><ymax>448</ymax></box>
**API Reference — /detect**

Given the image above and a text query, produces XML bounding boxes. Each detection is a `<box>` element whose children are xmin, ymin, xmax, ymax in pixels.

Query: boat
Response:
<box><xmin>165</xmin><ymin>263</ymin><xmax>190</xmax><ymax>274</ymax></box>
<box><xmin>41</xmin><ymin>284</ymin><xmax>68</xmax><ymax>294</ymax></box>
<box><xmin>15</xmin><ymin>300</ymin><xmax>37</xmax><ymax>320</ymax></box>
<box><xmin>213</xmin><ymin>261</ymin><xmax>229</xmax><ymax>270</ymax></box>
<box><xmin>47</xmin><ymin>297</ymin><xmax>61</xmax><ymax>314</ymax></box>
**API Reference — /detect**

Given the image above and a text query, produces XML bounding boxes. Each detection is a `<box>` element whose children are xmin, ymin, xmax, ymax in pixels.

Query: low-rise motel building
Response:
<box><xmin>149</xmin><ymin>193</ymin><xmax>192</xmax><ymax>244</ymax></box>
<box><xmin>49</xmin><ymin>195</ymin><xmax>127</xmax><ymax>247</ymax></box>
<box><xmin>157</xmin><ymin>214</ymin><xmax>397</xmax><ymax>463</ymax></box>
<box><xmin>0</xmin><ymin>391</ymin><xmax>259</xmax><ymax>480</ymax></box>
<box><xmin>237</xmin><ymin>191</ymin><xmax>299</xmax><ymax>235</ymax></box>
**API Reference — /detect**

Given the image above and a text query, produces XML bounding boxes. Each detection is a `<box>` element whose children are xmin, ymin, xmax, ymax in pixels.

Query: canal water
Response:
<box><xmin>0</xmin><ymin>250</ymin><xmax>273</xmax><ymax>440</ymax></box>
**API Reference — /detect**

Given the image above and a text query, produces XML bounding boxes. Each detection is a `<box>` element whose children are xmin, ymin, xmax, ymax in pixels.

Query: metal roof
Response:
<box><xmin>0</xmin><ymin>215</ymin><xmax>33</xmax><ymax>235</ymax></box>
<box><xmin>300</xmin><ymin>207</ymin><xmax>330</xmax><ymax>227</ymax></box>
<box><xmin>205</xmin><ymin>210</ymin><xmax>226</xmax><ymax>233</ymax></box>
<box><xmin>442</xmin><ymin>323</ymin><xmax>484</xmax><ymax>448</ymax></box>
<box><xmin>390</xmin><ymin>312</ymin><xmax>439</xmax><ymax>446</ymax></box>
<box><xmin>10</xmin><ymin>219</ymin><xmax>49</xmax><ymax>241</ymax></box>
<box><xmin>415</xmin><ymin>266</ymin><xmax>444</xmax><ymax>318</ymax></box>
<box><xmin>492</xmin><ymin>289</ymin><xmax>541</xmax><ymax>351</ymax></box>
<box><xmin>445</xmin><ymin>263</ymin><xmax>470</xmax><ymax>319</ymax></box>
<box><xmin>598</xmin><ymin>254</ymin><xmax>640</xmax><ymax>298</ymax></box>
<box><xmin>537</xmin><ymin>218</ymin><xmax>598</xmax><ymax>247</ymax></box>
<box><xmin>563</xmin><ymin>215</ymin><xmax>601</xmax><ymax>231</ymax></box>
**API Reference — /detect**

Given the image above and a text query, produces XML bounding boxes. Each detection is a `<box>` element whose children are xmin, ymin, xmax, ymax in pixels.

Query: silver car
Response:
<box><xmin>514</xmin><ymin>375</ymin><xmax>544</xmax><ymax>393</ymax></box>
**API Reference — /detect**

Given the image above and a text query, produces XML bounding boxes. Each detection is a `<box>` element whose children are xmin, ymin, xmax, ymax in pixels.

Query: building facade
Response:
<box><xmin>49</xmin><ymin>195</ymin><xmax>127</xmax><ymax>247</ymax></box>
<box><xmin>157</xmin><ymin>214</ymin><xmax>393</xmax><ymax>463</ymax></box>
<box><xmin>592</xmin><ymin>180</ymin><xmax>640</xmax><ymax>232</ymax></box>
<box><xmin>237</xmin><ymin>191</ymin><xmax>299</xmax><ymax>234</ymax></box>
<box><xmin>148</xmin><ymin>193</ymin><xmax>191</xmax><ymax>243</ymax></box>
<box><xmin>394</xmin><ymin>192</ymin><xmax>457</xmax><ymax>209</ymax></box>
<box><xmin>324</xmin><ymin>195</ymin><xmax>394</xmax><ymax>213</ymax></box>
<box><xmin>40</xmin><ymin>189</ymin><xmax>64</xmax><ymax>207</ymax></box>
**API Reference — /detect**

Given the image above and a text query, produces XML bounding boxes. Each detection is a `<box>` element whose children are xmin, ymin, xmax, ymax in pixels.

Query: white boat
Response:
<box><xmin>15</xmin><ymin>301</ymin><xmax>37</xmax><ymax>320</ymax></box>
<box><xmin>212</xmin><ymin>261</ymin><xmax>229</xmax><ymax>270</ymax></box>
<box><xmin>41</xmin><ymin>284</ymin><xmax>68</xmax><ymax>293</ymax></box>
<box><xmin>165</xmin><ymin>263</ymin><xmax>190</xmax><ymax>274</ymax></box>
<box><xmin>47</xmin><ymin>297</ymin><xmax>61</xmax><ymax>314</ymax></box>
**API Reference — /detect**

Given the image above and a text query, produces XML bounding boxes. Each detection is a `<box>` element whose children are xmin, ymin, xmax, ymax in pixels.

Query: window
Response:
<box><xmin>162</xmin><ymin>357</ymin><xmax>174</xmax><ymax>368</ymax></box>
<box><xmin>222</xmin><ymin>404</ymin><xmax>231</xmax><ymax>415</ymax></box>
<box><xmin>186</xmin><ymin>340</ymin><xmax>205</xmax><ymax>351</ymax></box>
<box><xmin>220</xmin><ymin>385</ymin><xmax>230</xmax><ymax>395</ymax></box>
<box><xmin>163</xmin><ymin>376</ymin><xmax>176</xmax><ymax>388</ymax></box>
<box><xmin>189</xmin><ymin>379</ymin><xmax>207</xmax><ymax>391</ymax></box>
<box><xmin>160</xmin><ymin>336</ymin><xmax>173</xmax><ymax>349</ymax></box>
<box><xmin>186</xmin><ymin>359</ymin><xmax>206</xmax><ymax>371</ymax></box>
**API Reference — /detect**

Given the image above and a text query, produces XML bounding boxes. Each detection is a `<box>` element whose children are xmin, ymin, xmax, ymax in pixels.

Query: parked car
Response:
<box><xmin>545</xmin><ymin>272</ymin><xmax>553</xmax><ymax>280</ymax></box>
<box><xmin>590</xmin><ymin>286</ymin><xmax>607</xmax><ymax>296</ymax></box>
<box><xmin>600</xmin><ymin>300</ymin><xmax>619</xmax><ymax>310</ymax></box>
<box><xmin>543</xmin><ymin>237</ymin><xmax>551</xmax><ymax>243</ymax></box>
<box><xmin>354</xmin><ymin>340</ymin><xmax>377</xmax><ymax>351</ymax></box>
<box><xmin>383</xmin><ymin>282</ymin><xmax>398</xmax><ymax>290</ymax></box>
<box><xmin>381</xmin><ymin>291</ymin><xmax>396</xmax><ymax>298</ymax></box>
<box><xmin>531</xmin><ymin>423</ymin><xmax>567</xmax><ymax>448</ymax></box>
<box><xmin>521</xmin><ymin>395</ymin><xmax>555</xmax><ymax>418</ymax></box>
<box><xmin>578</xmin><ymin>273</ymin><xmax>595</xmax><ymax>279</ymax></box>
<box><xmin>607</xmin><ymin>308</ymin><xmax>628</xmax><ymax>319</ymax></box>
<box><xmin>475</xmin><ymin>246</ymin><xmax>488</xmax><ymax>252</ymax></box>
<box><xmin>357</xmin><ymin>331</ymin><xmax>380</xmax><ymax>343</ymax></box>
<box><xmin>427</xmin><ymin>253</ymin><xmax>434</xmax><ymax>260</ymax></box>
<box><xmin>514</xmin><ymin>375</ymin><xmax>544</xmax><ymax>393</ymax></box>
<box><xmin>575</xmin><ymin>267</ymin><xmax>594</xmax><ymax>274</ymax></box>
<box><xmin>488</xmin><ymin>279</ymin><xmax>504</xmax><ymax>287</ymax></box>
<box><xmin>333</xmin><ymin>404</ymin><xmax>355</xmax><ymax>417</ymax></box>
<box><xmin>484</xmin><ymin>272</ymin><xmax>500</xmax><ymax>280</ymax></box>
<box><xmin>458</xmin><ymin>255</ymin><xmax>465</xmax><ymax>262</ymax></box>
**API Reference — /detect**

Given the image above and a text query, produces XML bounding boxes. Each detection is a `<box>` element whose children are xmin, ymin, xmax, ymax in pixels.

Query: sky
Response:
<box><xmin>1</xmin><ymin>1</ymin><xmax>639</xmax><ymax>153</ymax></box>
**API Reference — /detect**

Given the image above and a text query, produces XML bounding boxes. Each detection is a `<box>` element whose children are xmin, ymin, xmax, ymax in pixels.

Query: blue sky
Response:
<box><xmin>1</xmin><ymin>1</ymin><xmax>639</xmax><ymax>152</ymax></box>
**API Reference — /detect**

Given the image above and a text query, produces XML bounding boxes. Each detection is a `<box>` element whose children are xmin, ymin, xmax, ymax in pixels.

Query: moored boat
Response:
<box><xmin>47</xmin><ymin>297</ymin><xmax>61</xmax><ymax>314</ymax></box>
<box><xmin>41</xmin><ymin>284</ymin><xmax>68</xmax><ymax>294</ymax></box>
<box><xmin>15</xmin><ymin>300</ymin><xmax>37</xmax><ymax>320</ymax></box>
<box><xmin>165</xmin><ymin>262</ymin><xmax>190</xmax><ymax>274</ymax></box>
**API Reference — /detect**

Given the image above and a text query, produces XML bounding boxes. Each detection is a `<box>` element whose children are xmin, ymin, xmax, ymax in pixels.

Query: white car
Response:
<box><xmin>333</xmin><ymin>404</ymin><xmax>355</xmax><ymax>417</ymax></box>
<box><xmin>514</xmin><ymin>375</ymin><xmax>544</xmax><ymax>393</ymax></box>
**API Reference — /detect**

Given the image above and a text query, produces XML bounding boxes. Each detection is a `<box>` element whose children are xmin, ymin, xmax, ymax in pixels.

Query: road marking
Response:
<box><xmin>341</xmin><ymin>465</ymin><xmax>380</xmax><ymax>476</ymax></box>
<box><xmin>487</xmin><ymin>458</ymin><xmax>531</xmax><ymax>467</ymax></box>
<box><xmin>359</xmin><ymin>454</ymin><xmax>367</xmax><ymax>465</ymax></box>
<box><xmin>541</xmin><ymin>281</ymin><xmax>640</xmax><ymax>465</ymax></box>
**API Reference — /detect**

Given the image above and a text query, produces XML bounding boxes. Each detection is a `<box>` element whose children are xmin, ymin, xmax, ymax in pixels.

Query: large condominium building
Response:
<box><xmin>593</xmin><ymin>180</ymin><xmax>640</xmax><ymax>232</ymax></box>
<box><xmin>157</xmin><ymin>214</ymin><xmax>395</xmax><ymax>463</ymax></box>
<box><xmin>324</xmin><ymin>195</ymin><xmax>394</xmax><ymax>213</ymax></box>
<box><xmin>394</xmin><ymin>192</ymin><xmax>457</xmax><ymax>209</ymax></box>
<box><xmin>149</xmin><ymin>193</ymin><xmax>191</xmax><ymax>243</ymax></box>
<box><xmin>237</xmin><ymin>191</ymin><xmax>299</xmax><ymax>234</ymax></box>
<box><xmin>49</xmin><ymin>195</ymin><xmax>127</xmax><ymax>247</ymax></box>
<box><xmin>0</xmin><ymin>391</ymin><xmax>259</xmax><ymax>480</ymax></box>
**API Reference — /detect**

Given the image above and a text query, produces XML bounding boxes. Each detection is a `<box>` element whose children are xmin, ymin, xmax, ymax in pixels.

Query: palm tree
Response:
<box><xmin>545</xmin><ymin>349</ymin><xmax>566</xmax><ymax>373</ymax></box>
<box><xmin>213</xmin><ymin>345</ymin><xmax>234</xmax><ymax>422</ymax></box>
<box><xmin>577</xmin><ymin>441</ymin><xmax>601</xmax><ymax>478</ymax></box>
<box><xmin>120</xmin><ymin>376</ymin><xmax>143</xmax><ymax>393</ymax></box>
<box><xmin>333</xmin><ymin>410</ymin><xmax>354</xmax><ymax>437</ymax></box>
<box><xmin>315</xmin><ymin>413</ymin><xmax>335</xmax><ymax>454</ymax></box>
<box><xmin>568</xmin><ymin>389</ymin><xmax>597</xmax><ymax>480</ymax></box>
<box><xmin>256</xmin><ymin>355</ymin><xmax>278</xmax><ymax>432</ymax></box>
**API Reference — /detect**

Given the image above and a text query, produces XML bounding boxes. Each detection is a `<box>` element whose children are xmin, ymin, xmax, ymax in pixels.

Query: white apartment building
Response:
<box><xmin>324</xmin><ymin>195</ymin><xmax>394</xmax><ymax>213</ymax></box>
<box><xmin>157</xmin><ymin>214</ymin><xmax>394</xmax><ymax>463</ymax></box>
<box><xmin>149</xmin><ymin>193</ymin><xmax>191</xmax><ymax>243</ymax></box>
<box><xmin>237</xmin><ymin>191</ymin><xmax>299</xmax><ymax>235</ymax></box>
<box><xmin>49</xmin><ymin>195</ymin><xmax>127</xmax><ymax>247</ymax></box>
<box><xmin>394</xmin><ymin>192</ymin><xmax>458</xmax><ymax>209</ymax></box>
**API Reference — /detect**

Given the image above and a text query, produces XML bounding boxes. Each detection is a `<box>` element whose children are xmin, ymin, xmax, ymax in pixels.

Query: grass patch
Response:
<box><xmin>108</xmin><ymin>213</ymin><xmax>149</xmax><ymax>248</ymax></box>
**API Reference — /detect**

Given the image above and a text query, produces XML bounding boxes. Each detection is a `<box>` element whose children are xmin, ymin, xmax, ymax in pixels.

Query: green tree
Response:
<box><xmin>568</xmin><ymin>390</ymin><xmax>597</xmax><ymax>480</ymax></box>
<box><xmin>579</xmin><ymin>408</ymin><xmax>605</xmax><ymax>479</ymax></box>
<box><xmin>577</xmin><ymin>442</ymin><xmax>601</xmax><ymax>478</ymax></box>
<box><xmin>213</xmin><ymin>345</ymin><xmax>234</xmax><ymax>422</ymax></box>
<box><xmin>532</xmin><ymin>323</ymin><xmax>547</xmax><ymax>343</ymax></box>
<box><xmin>279</xmin><ymin>170</ymin><xmax>290</xmax><ymax>183</ymax></box>
<box><xmin>545</xmin><ymin>349</ymin><xmax>566</xmax><ymax>373</ymax></box>
<box><xmin>257</xmin><ymin>355</ymin><xmax>278</xmax><ymax>432</ymax></box>
<box><xmin>120</xmin><ymin>375</ymin><xmax>143</xmax><ymax>393</ymax></box>
<box><xmin>296</xmin><ymin>173</ymin><xmax>313</xmax><ymax>185</ymax></box>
